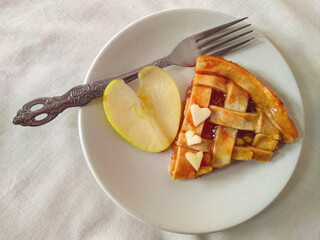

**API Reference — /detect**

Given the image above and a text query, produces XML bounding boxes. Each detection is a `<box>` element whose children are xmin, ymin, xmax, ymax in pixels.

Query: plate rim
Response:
<box><xmin>78</xmin><ymin>8</ymin><xmax>305</xmax><ymax>234</ymax></box>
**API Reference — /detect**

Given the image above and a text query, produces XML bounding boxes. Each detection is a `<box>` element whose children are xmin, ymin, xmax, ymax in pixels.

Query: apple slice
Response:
<box><xmin>103</xmin><ymin>66</ymin><xmax>181</xmax><ymax>152</ymax></box>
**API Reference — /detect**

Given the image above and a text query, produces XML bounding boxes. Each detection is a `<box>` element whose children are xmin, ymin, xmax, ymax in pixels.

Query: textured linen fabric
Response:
<box><xmin>1</xmin><ymin>0</ymin><xmax>319</xmax><ymax>239</ymax></box>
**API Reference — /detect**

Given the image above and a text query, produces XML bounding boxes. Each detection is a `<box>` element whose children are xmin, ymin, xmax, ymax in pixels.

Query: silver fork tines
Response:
<box><xmin>197</xmin><ymin>24</ymin><xmax>251</xmax><ymax>49</ymax></box>
<box><xmin>210</xmin><ymin>37</ymin><xmax>255</xmax><ymax>57</ymax></box>
<box><xmin>168</xmin><ymin>16</ymin><xmax>254</xmax><ymax>67</ymax></box>
<box><xmin>200</xmin><ymin>30</ymin><xmax>253</xmax><ymax>55</ymax></box>
<box><xmin>193</xmin><ymin>17</ymin><xmax>249</xmax><ymax>41</ymax></box>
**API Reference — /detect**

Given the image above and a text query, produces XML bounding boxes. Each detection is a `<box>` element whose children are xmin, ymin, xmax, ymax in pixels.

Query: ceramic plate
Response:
<box><xmin>79</xmin><ymin>9</ymin><xmax>304</xmax><ymax>234</ymax></box>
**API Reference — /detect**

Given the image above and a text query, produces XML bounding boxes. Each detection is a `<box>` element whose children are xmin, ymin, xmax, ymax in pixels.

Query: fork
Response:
<box><xmin>13</xmin><ymin>17</ymin><xmax>254</xmax><ymax>127</ymax></box>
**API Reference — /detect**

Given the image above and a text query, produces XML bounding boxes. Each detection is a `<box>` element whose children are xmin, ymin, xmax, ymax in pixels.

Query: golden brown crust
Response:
<box><xmin>170</xmin><ymin>146</ymin><xmax>213</xmax><ymax>180</ymax></box>
<box><xmin>232</xmin><ymin>146</ymin><xmax>273</xmax><ymax>161</ymax></box>
<box><xmin>196</xmin><ymin>56</ymin><xmax>298</xmax><ymax>142</ymax></box>
<box><xmin>209</xmin><ymin>105</ymin><xmax>259</xmax><ymax>130</ymax></box>
<box><xmin>212</xmin><ymin>126</ymin><xmax>237</xmax><ymax>167</ymax></box>
<box><xmin>177</xmin><ymin>132</ymin><xmax>212</xmax><ymax>152</ymax></box>
<box><xmin>193</xmin><ymin>73</ymin><xmax>228</xmax><ymax>92</ymax></box>
<box><xmin>212</xmin><ymin>81</ymin><xmax>249</xmax><ymax>168</ymax></box>
<box><xmin>180</xmin><ymin>85</ymin><xmax>211</xmax><ymax>135</ymax></box>
<box><xmin>169</xmin><ymin>56</ymin><xmax>298</xmax><ymax>180</ymax></box>
<box><xmin>252</xmin><ymin>134</ymin><xmax>278</xmax><ymax>151</ymax></box>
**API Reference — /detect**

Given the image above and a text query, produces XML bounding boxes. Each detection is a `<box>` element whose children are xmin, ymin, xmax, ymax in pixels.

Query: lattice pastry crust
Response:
<box><xmin>170</xmin><ymin>56</ymin><xmax>298</xmax><ymax>180</ymax></box>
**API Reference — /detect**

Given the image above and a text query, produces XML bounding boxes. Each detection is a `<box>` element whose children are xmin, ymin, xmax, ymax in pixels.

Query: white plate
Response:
<box><xmin>79</xmin><ymin>9</ymin><xmax>304</xmax><ymax>234</ymax></box>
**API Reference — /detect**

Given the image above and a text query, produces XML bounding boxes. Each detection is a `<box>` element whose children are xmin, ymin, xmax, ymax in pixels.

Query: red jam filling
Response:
<box><xmin>210</xmin><ymin>89</ymin><xmax>226</xmax><ymax>107</ymax></box>
<box><xmin>237</xmin><ymin>130</ymin><xmax>254</xmax><ymax>138</ymax></box>
<box><xmin>201</xmin><ymin>120</ymin><xmax>218</xmax><ymax>140</ymax></box>
<box><xmin>236</xmin><ymin>130</ymin><xmax>255</xmax><ymax>146</ymax></box>
<box><xmin>246</xmin><ymin>97</ymin><xmax>257</xmax><ymax>113</ymax></box>
<box><xmin>201</xmin><ymin>89</ymin><xmax>226</xmax><ymax>140</ymax></box>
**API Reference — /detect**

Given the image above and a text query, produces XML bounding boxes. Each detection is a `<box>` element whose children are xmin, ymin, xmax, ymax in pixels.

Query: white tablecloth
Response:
<box><xmin>1</xmin><ymin>0</ymin><xmax>319</xmax><ymax>239</ymax></box>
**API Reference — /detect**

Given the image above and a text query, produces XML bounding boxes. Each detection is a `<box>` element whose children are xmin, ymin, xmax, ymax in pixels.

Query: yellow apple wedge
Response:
<box><xmin>103</xmin><ymin>66</ymin><xmax>181</xmax><ymax>152</ymax></box>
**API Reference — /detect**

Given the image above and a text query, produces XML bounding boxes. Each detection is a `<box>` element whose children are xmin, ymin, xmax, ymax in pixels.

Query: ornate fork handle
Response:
<box><xmin>13</xmin><ymin>55</ymin><xmax>173</xmax><ymax>127</ymax></box>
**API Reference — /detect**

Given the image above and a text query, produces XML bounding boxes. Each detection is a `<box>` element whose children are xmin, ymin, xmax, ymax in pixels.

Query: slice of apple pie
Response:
<box><xmin>169</xmin><ymin>56</ymin><xmax>298</xmax><ymax>180</ymax></box>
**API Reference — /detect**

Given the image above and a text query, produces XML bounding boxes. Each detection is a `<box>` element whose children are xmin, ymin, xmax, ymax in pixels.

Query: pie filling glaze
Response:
<box><xmin>170</xmin><ymin>56</ymin><xmax>298</xmax><ymax>180</ymax></box>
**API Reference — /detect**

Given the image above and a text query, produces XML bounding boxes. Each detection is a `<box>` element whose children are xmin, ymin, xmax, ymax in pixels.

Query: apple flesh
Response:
<box><xmin>103</xmin><ymin>66</ymin><xmax>181</xmax><ymax>152</ymax></box>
